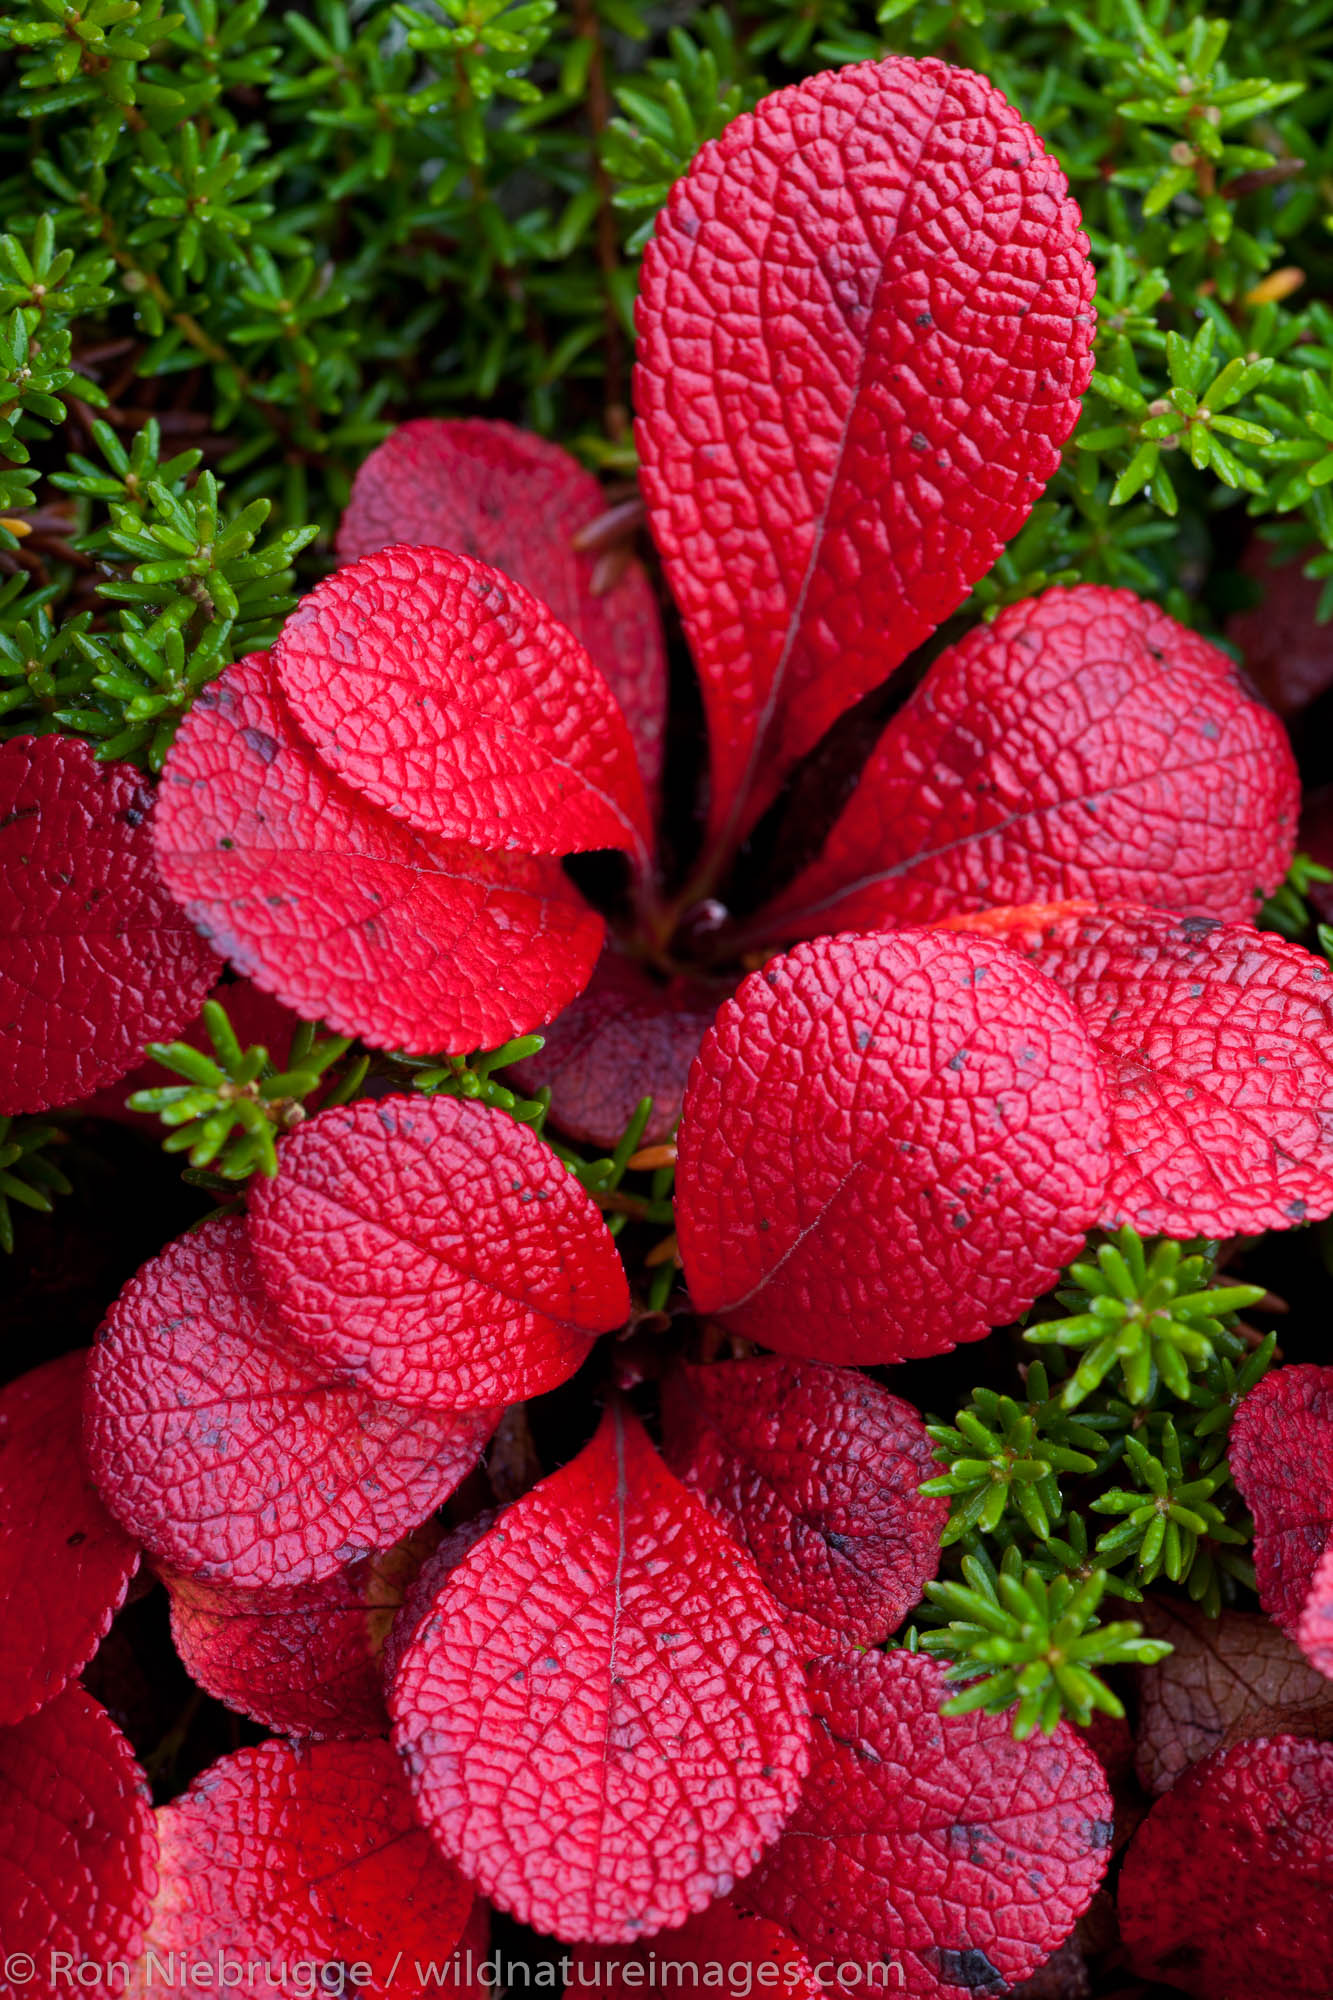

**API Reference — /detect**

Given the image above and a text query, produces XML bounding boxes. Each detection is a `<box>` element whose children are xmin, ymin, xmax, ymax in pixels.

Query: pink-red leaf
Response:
<box><xmin>391</xmin><ymin>1403</ymin><xmax>811</xmax><ymax>1943</ymax></box>
<box><xmin>636</xmin><ymin>58</ymin><xmax>1094</xmax><ymax>849</ymax></box>
<box><xmin>247</xmin><ymin>1093</ymin><xmax>628</xmax><ymax>1411</ymax></box>
<box><xmin>1118</xmin><ymin>1736</ymin><xmax>1333</xmax><ymax>2000</ymax></box>
<box><xmin>1229</xmin><ymin>1365</ymin><xmax>1333</xmax><ymax>1639</ymax></box>
<box><xmin>741</xmin><ymin>1651</ymin><xmax>1112</xmax><ymax>2000</ymax></box>
<box><xmin>0</xmin><ymin>1686</ymin><xmax>157</xmax><ymax>1983</ymax></box>
<box><xmin>507</xmin><ymin>950</ymin><xmax>718</xmax><ymax>1149</ymax></box>
<box><xmin>1299</xmin><ymin>1542</ymin><xmax>1333</xmax><ymax>1681</ymax></box>
<box><xmin>274</xmin><ymin>545</ymin><xmax>650</xmax><ymax>857</ymax></box>
<box><xmin>661</xmin><ymin>1357</ymin><xmax>945</xmax><ymax>1653</ymax></box>
<box><xmin>158</xmin><ymin>1527</ymin><xmax>439</xmax><ymax>1739</ymax></box>
<box><xmin>0</xmin><ymin>1350</ymin><xmax>139</xmax><ymax>1725</ymax></box>
<box><xmin>0</xmin><ymin>735</ymin><xmax>220</xmax><ymax>1114</ymax></box>
<box><xmin>569</xmin><ymin>1901</ymin><xmax>823</xmax><ymax>2000</ymax></box>
<box><xmin>85</xmin><ymin>1215</ymin><xmax>498</xmax><ymax>1587</ymax></box>
<box><xmin>336</xmin><ymin>419</ymin><xmax>668</xmax><ymax>792</ymax></box>
<box><xmin>674</xmin><ymin>930</ymin><xmax>1109</xmax><ymax>1365</ymax></box>
<box><xmin>941</xmin><ymin>902</ymin><xmax>1333</xmax><ymax>1237</ymax></box>
<box><xmin>152</xmin><ymin>653</ymin><xmax>604</xmax><ymax>1055</ymax></box>
<box><xmin>758</xmin><ymin>587</ymin><xmax>1298</xmax><ymax>944</ymax></box>
<box><xmin>137</xmin><ymin>1738</ymin><xmax>472</xmax><ymax>2000</ymax></box>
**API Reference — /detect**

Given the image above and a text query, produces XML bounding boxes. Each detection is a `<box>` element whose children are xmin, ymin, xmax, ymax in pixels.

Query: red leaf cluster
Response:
<box><xmin>1230</xmin><ymin>1365</ymin><xmax>1333</xmax><ymax>1641</ymax></box>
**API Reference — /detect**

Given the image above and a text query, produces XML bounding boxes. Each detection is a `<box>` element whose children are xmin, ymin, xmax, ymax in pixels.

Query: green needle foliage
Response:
<box><xmin>923</xmin><ymin>1364</ymin><xmax>1104</xmax><ymax>1545</ymax></box>
<box><xmin>0</xmin><ymin>1114</ymin><xmax>70</xmax><ymax>1251</ymax></box>
<box><xmin>1089</xmin><ymin>1416</ymin><xmax>1244</xmax><ymax>1586</ymax></box>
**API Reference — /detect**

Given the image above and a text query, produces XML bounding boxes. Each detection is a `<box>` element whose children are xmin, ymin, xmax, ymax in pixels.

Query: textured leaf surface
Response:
<box><xmin>1133</xmin><ymin>1600</ymin><xmax>1333</xmax><ymax>1796</ymax></box>
<box><xmin>381</xmin><ymin>1512</ymin><xmax>499</xmax><ymax>1695</ymax></box>
<box><xmin>661</xmin><ymin>1357</ymin><xmax>945</xmax><ymax>1653</ymax></box>
<box><xmin>1230</xmin><ymin>1365</ymin><xmax>1333</xmax><ymax>1638</ymax></box>
<box><xmin>153</xmin><ymin>653</ymin><xmax>604</xmax><ymax>1055</ymax></box>
<box><xmin>159</xmin><ymin>1528</ymin><xmax>438</xmax><ymax>1738</ymax></box>
<box><xmin>85</xmin><ymin>1216</ymin><xmax>498</xmax><ymax>1587</ymax></box>
<box><xmin>337</xmin><ymin>419</ymin><xmax>668</xmax><ymax>790</ymax></box>
<box><xmin>0</xmin><ymin>1351</ymin><xmax>139</xmax><ymax>1726</ymax></box>
<box><xmin>0</xmin><ymin>1686</ymin><xmax>157</xmax><ymax>1979</ymax></box>
<box><xmin>636</xmin><ymin>57</ymin><xmax>1094</xmax><ymax>846</ymax></box>
<box><xmin>274</xmin><ymin>545</ymin><xmax>649</xmax><ymax>856</ymax></box>
<box><xmin>508</xmin><ymin>951</ymin><xmax>718</xmax><ymax>1148</ymax></box>
<box><xmin>674</xmin><ymin>931</ymin><xmax>1109</xmax><ymax>1365</ymax></box>
<box><xmin>568</xmin><ymin>1901</ymin><xmax>823</xmax><ymax>2000</ymax></box>
<box><xmin>137</xmin><ymin>1738</ymin><xmax>471</xmax><ymax>2000</ymax></box>
<box><xmin>1118</xmin><ymin>1736</ymin><xmax>1333</xmax><ymax>2000</ymax></box>
<box><xmin>0</xmin><ymin>735</ymin><xmax>220</xmax><ymax>1115</ymax></box>
<box><xmin>760</xmin><ymin>588</ymin><xmax>1298</xmax><ymax>943</ymax></box>
<box><xmin>942</xmin><ymin>902</ymin><xmax>1333</xmax><ymax>1237</ymax></box>
<box><xmin>1298</xmin><ymin>1542</ymin><xmax>1333</xmax><ymax>1680</ymax></box>
<box><xmin>248</xmin><ymin>1094</ymin><xmax>627</xmax><ymax>1410</ymax></box>
<box><xmin>391</xmin><ymin>1404</ymin><xmax>810</xmax><ymax>1943</ymax></box>
<box><xmin>74</xmin><ymin>976</ymin><xmax>300</xmax><ymax>1131</ymax></box>
<box><xmin>742</xmin><ymin>1651</ymin><xmax>1112</xmax><ymax>2000</ymax></box>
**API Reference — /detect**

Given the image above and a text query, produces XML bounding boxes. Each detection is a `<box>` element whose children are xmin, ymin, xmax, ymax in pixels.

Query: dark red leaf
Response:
<box><xmin>568</xmin><ymin>1900</ymin><xmax>823</xmax><ymax>2000</ymax></box>
<box><xmin>741</xmin><ymin>1651</ymin><xmax>1113</xmax><ymax>2000</ymax></box>
<box><xmin>636</xmin><ymin>57</ymin><xmax>1094</xmax><ymax>849</ymax></box>
<box><xmin>1230</xmin><ymin>1364</ymin><xmax>1333</xmax><ymax>1639</ymax></box>
<box><xmin>661</xmin><ymin>1357</ymin><xmax>945</xmax><ymax>1653</ymax></box>
<box><xmin>247</xmin><ymin>1093</ymin><xmax>628</xmax><ymax>1410</ymax></box>
<box><xmin>1226</xmin><ymin>539</ymin><xmax>1333</xmax><ymax>719</ymax></box>
<box><xmin>391</xmin><ymin>1403</ymin><xmax>810</xmax><ymax>1943</ymax></box>
<box><xmin>674</xmin><ymin>930</ymin><xmax>1108</xmax><ymax>1366</ymax></box>
<box><xmin>1299</xmin><ymin>1542</ymin><xmax>1333</xmax><ymax>1680</ymax></box>
<box><xmin>0</xmin><ymin>1686</ymin><xmax>157</xmax><ymax>1978</ymax></box>
<box><xmin>336</xmin><ymin>419</ymin><xmax>667</xmax><ymax>791</ymax></box>
<box><xmin>139</xmin><ymin>1737</ymin><xmax>472</xmax><ymax>2000</ymax></box>
<box><xmin>1118</xmin><ymin>1735</ymin><xmax>1333</xmax><ymax>2000</ymax></box>
<box><xmin>0</xmin><ymin>1351</ymin><xmax>139</xmax><ymax>1725</ymax></box>
<box><xmin>158</xmin><ymin>1526</ymin><xmax>439</xmax><ymax>1739</ymax></box>
<box><xmin>507</xmin><ymin>949</ymin><xmax>718</xmax><ymax>1147</ymax></box>
<box><xmin>0</xmin><ymin>735</ymin><xmax>220</xmax><ymax>1115</ymax></box>
<box><xmin>274</xmin><ymin>545</ymin><xmax>650</xmax><ymax>858</ymax></box>
<box><xmin>381</xmin><ymin>1511</ymin><xmax>499</xmax><ymax>1695</ymax></box>
<box><xmin>758</xmin><ymin>588</ymin><xmax>1298</xmax><ymax>944</ymax></box>
<box><xmin>942</xmin><ymin>902</ymin><xmax>1333</xmax><ymax>1237</ymax></box>
<box><xmin>152</xmin><ymin>653</ymin><xmax>604</xmax><ymax>1055</ymax></box>
<box><xmin>85</xmin><ymin>1215</ymin><xmax>498</xmax><ymax>1587</ymax></box>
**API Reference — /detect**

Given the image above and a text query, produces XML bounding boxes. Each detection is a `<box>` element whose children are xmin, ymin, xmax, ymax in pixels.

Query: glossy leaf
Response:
<box><xmin>674</xmin><ymin>930</ymin><xmax>1109</xmax><ymax>1365</ymax></box>
<box><xmin>1230</xmin><ymin>1365</ymin><xmax>1333</xmax><ymax>1639</ymax></box>
<box><xmin>662</xmin><ymin>1357</ymin><xmax>945</xmax><ymax>1653</ymax></box>
<box><xmin>152</xmin><ymin>653</ymin><xmax>604</xmax><ymax>1056</ymax></box>
<box><xmin>85</xmin><ymin>1216</ymin><xmax>498</xmax><ymax>1587</ymax></box>
<box><xmin>759</xmin><ymin>587</ymin><xmax>1298</xmax><ymax>944</ymax></box>
<box><xmin>247</xmin><ymin>1093</ymin><xmax>628</xmax><ymax>1411</ymax></box>
<box><xmin>0</xmin><ymin>735</ymin><xmax>220</xmax><ymax>1114</ymax></box>
<box><xmin>391</xmin><ymin>1404</ymin><xmax>810</xmax><ymax>1943</ymax></box>
<box><xmin>636</xmin><ymin>57</ymin><xmax>1094</xmax><ymax>849</ymax></box>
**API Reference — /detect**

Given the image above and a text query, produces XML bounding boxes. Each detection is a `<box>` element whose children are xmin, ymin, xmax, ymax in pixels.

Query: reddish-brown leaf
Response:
<box><xmin>85</xmin><ymin>1216</ymin><xmax>498</xmax><ymax>1587</ymax></box>
<box><xmin>391</xmin><ymin>1403</ymin><xmax>811</xmax><ymax>1943</ymax></box>
<box><xmin>1230</xmin><ymin>1364</ymin><xmax>1333</xmax><ymax>1638</ymax></box>
<box><xmin>674</xmin><ymin>930</ymin><xmax>1109</xmax><ymax>1365</ymax></box>
<box><xmin>636</xmin><ymin>58</ymin><xmax>1094</xmax><ymax>848</ymax></box>
<box><xmin>661</xmin><ymin>1357</ymin><xmax>945</xmax><ymax>1653</ymax></box>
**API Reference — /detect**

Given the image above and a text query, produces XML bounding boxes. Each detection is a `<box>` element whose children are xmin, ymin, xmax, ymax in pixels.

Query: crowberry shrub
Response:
<box><xmin>3</xmin><ymin>16</ymin><xmax>1333</xmax><ymax>2000</ymax></box>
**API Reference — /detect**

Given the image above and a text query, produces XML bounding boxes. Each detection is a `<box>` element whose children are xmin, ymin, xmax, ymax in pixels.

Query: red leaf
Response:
<box><xmin>337</xmin><ymin>419</ymin><xmax>668</xmax><ymax>791</ymax></box>
<box><xmin>941</xmin><ymin>902</ymin><xmax>1333</xmax><ymax>1237</ymax></box>
<box><xmin>274</xmin><ymin>545</ymin><xmax>650</xmax><ymax>858</ymax></box>
<box><xmin>635</xmin><ymin>57</ymin><xmax>1094</xmax><ymax>849</ymax></box>
<box><xmin>381</xmin><ymin>1511</ymin><xmax>500</xmax><ymax>1695</ymax></box>
<box><xmin>0</xmin><ymin>1351</ymin><xmax>139</xmax><ymax>1725</ymax></box>
<box><xmin>507</xmin><ymin>949</ymin><xmax>718</xmax><ymax>1148</ymax></box>
<box><xmin>139</xmin><ymin>1737</ymin><xmax>472</xmax><ymax>2000</ymax></box>
<box><xmin>391</xmin><ymin>1403</ymin><xmax>811</xmax><ymax>1943</ymax></box>
<box><xmin>0</xmin><ymin>1686</ymin><xmax>157</xmax><ymax>1978</ymax></box>
<box><xmin>1230</xmin><ymin>1364</ymin><xmax>1333</xmax><ymax>1639</ymax></box>
<box><xmin>569</xmin><ymin>1900</ymin><xmax>823</xmax><ymax>2000</ymax></box>
<box><xmin>674</xmin><ymin>930</ymin><xmax>1108</xmax><ymax>1365</ymax></box>
<box><xmin>0</xmin><ymin>735</ymin><xmax>220</xmax><ymax>1115</ymax></box>
<box><xmin>661</xmin><ymin>1357</ymin><xmax>945</xmax><ymax>1653</ymax></box>
<box><xmin>1118</xmin><ymin>1735</ymin><xmax>1333</xmax><ymax>2000</ymax></box>
<box><xmin>84</xmin><ymin>1215</ymin><xmax>498</xmax><ymax>1587</ymax></box>
<box><xmin>1299</xmin><ymin>1542</ymin><xmax>1333</xmax><ymax>1681</ymax></box>
<box><xmin>757</xmin><ymin>588</ymin><xmax>1298</xmax><ymax>944</ymax></box>
<box><xmin>158</xmin><ymin>1526</ymin><xmax>439</xmax><ymax>1739</ymax></box>
<box><xmin>73</xmin><ymin>977</ymin><xmax>301</xmax><ymax>1131</ymax></box>
<box><xmin>741</xmin><ymin>1651</ymin><xmax>1112</xmax><ymax>2000</ymax></box>
<box><xmin>247</xmin><ymin>1093</ymin><xmax>628</xmax><ymax>1410</ymax></box>
<box><xmin>1226</xmin><ymin>539</ymin><xmax>1333</xmax><ymax>719</ymax></box>
<box><xmin>152</xmin><ymin>653</ymin><xmax>604</xmax><ymax>1055</ymax></box>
